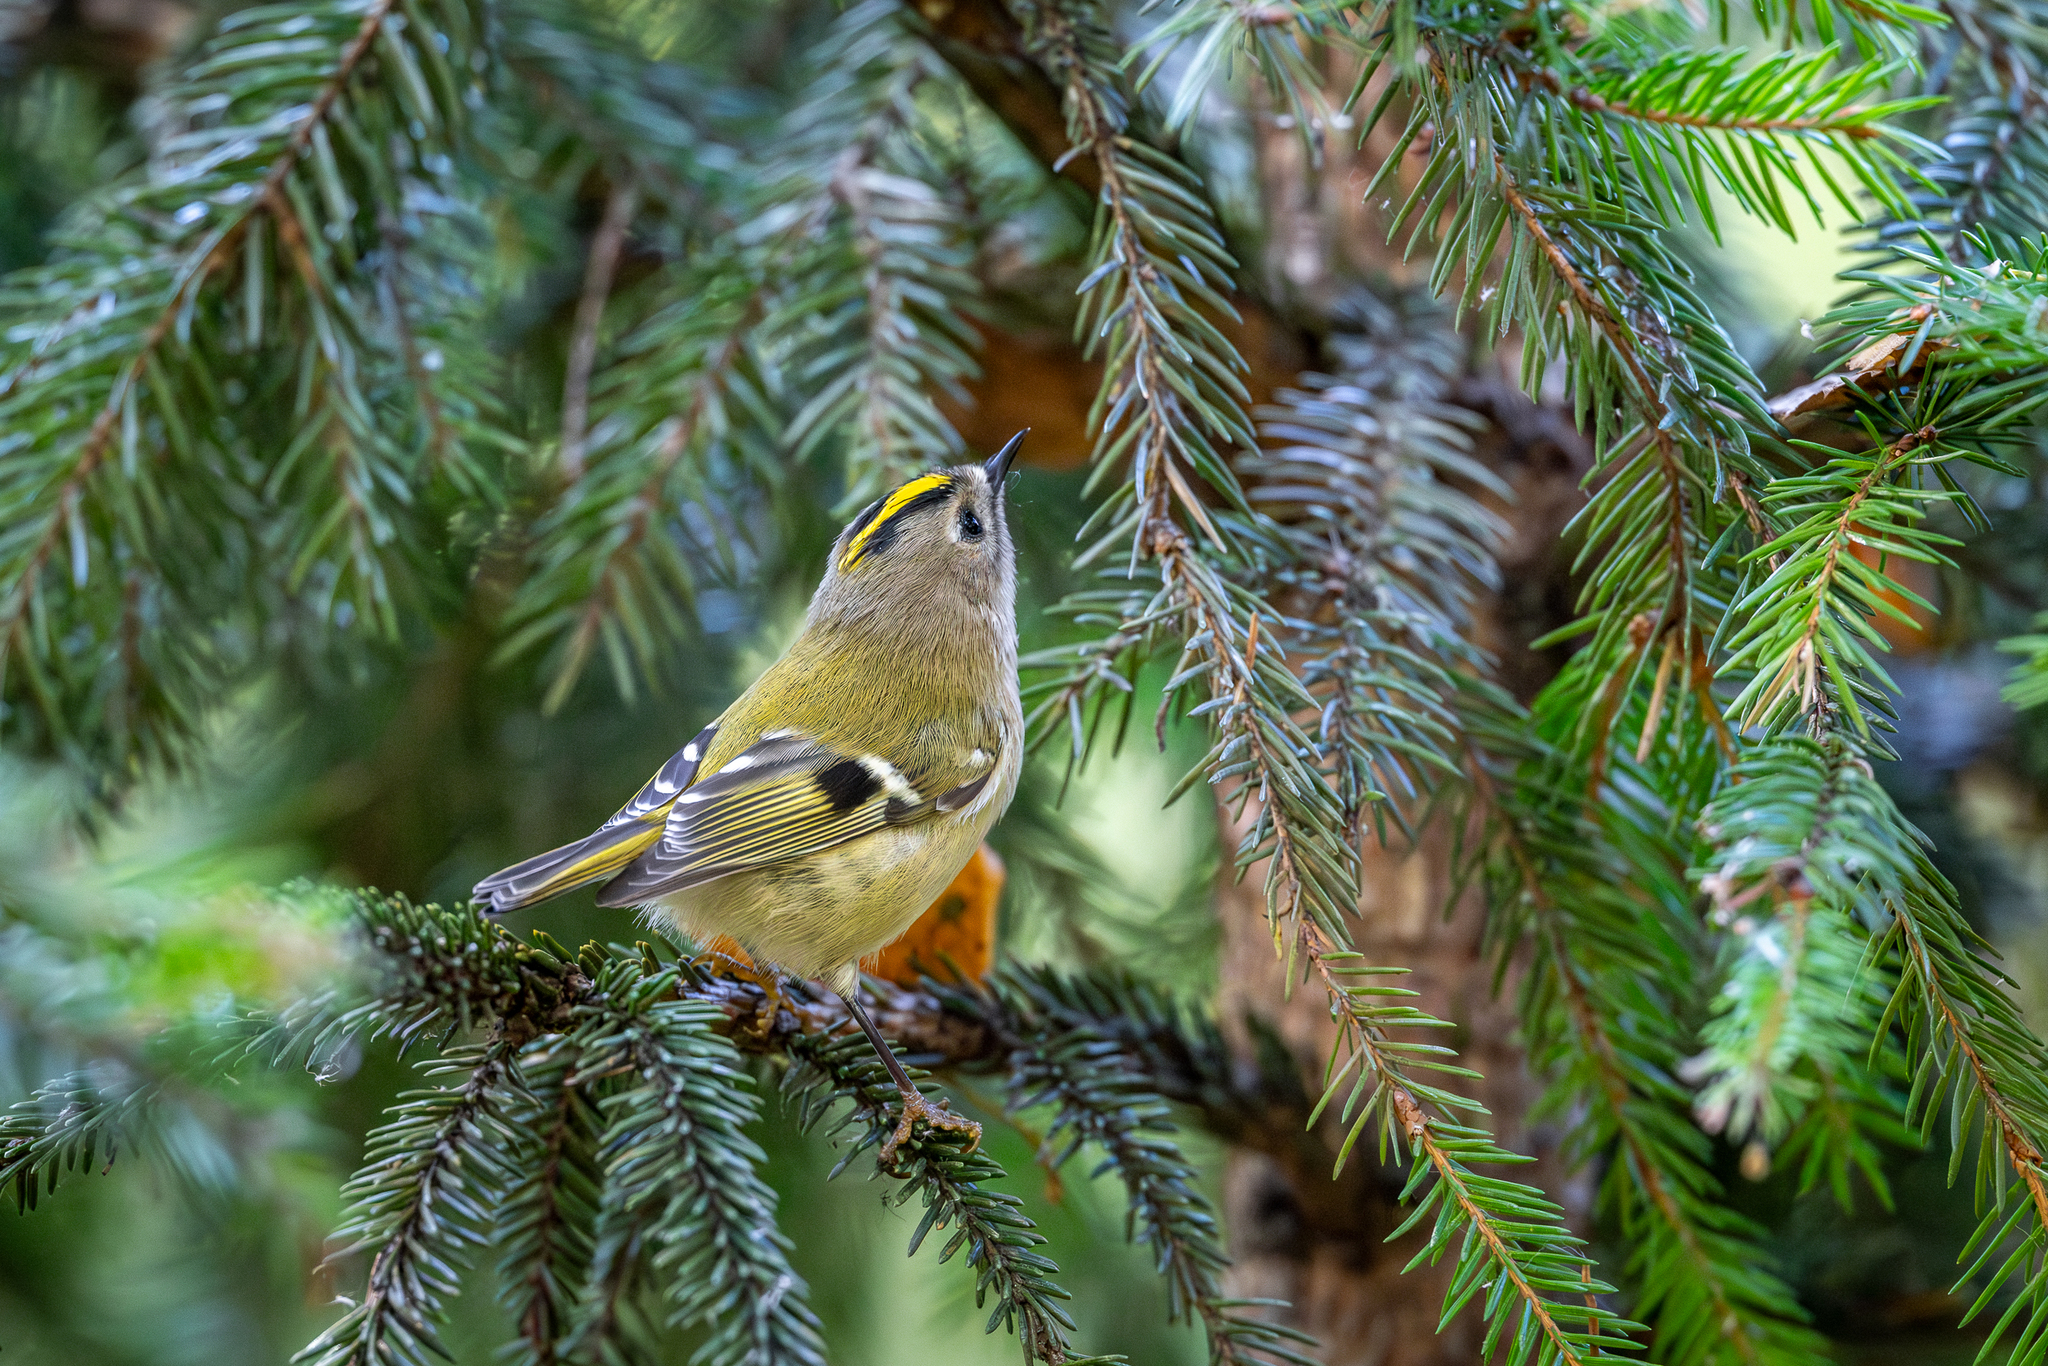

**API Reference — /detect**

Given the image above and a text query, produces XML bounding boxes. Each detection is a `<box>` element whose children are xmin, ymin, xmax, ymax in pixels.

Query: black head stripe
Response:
<box><xmin>815</xmin><ymin>759</ymin><xmax>882</xmax><ymax>811</ymax></box>
<box><xmin>840</xmin><ymin>473</ymin><xmax>958</xmax><ymax>570</ymax></box>
<box><xmin>854</xmin><ymin>482</ymin><xmax>955</xmax><ymax>563</ymax></box>
<box><xmin>842</xmin><ymin>495</ymin><xmax>888</xmax><ymax>550</ymax></box>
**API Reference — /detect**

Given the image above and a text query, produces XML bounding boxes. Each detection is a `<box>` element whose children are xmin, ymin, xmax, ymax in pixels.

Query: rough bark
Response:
<box><xmin>1211</xmin><ymin>395</ymin><xmax>1590</xmax><ymax>1364</ymax></box>
<box><xmin>0</xmin><ymin>0</ymin><xmax>192</xmax><ymax>92</ymax></box>
<box><xmin>918</xmin><ymin>16</ymin><xmax>1599</xmax><ymax>1358</ymax></box>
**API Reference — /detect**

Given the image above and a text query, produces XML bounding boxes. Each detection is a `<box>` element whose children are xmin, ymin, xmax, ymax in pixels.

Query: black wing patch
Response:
<box><xmin>815</xmin><ymin>759</ymin><xmax>881</xmax><ymax>811</ymax></box>
<box><xmin>590</xmin><ymin>734</ymin><xmax>1003</xmax><ymax>909</ymax></box>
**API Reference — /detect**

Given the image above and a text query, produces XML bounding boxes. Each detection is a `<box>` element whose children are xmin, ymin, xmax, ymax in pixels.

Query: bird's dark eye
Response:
<box><xmin>958</xmin><ymin>507</ymin><xmax>984</xmax><ymax>541</ymax></box>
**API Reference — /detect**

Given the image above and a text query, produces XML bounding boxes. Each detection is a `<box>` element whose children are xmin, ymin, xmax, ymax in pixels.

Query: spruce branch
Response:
<box><xmin>1721</xmin><ymin>430</ymin><xmax>1959</xmax><ymax>734</ymax></box>
<box><xmin>563</xmin><ymin>1191</ymin><xmax>664</xmax><ymax>1366</ymax></box>
<box><xmin>1470</xmin><ymin>725</ymin><xmax>1831</xmax><ymax>1366</ymax></box>
<box><xmin>1514</xmin><ymin>47</ymin><xmax>1936</xmax><ymax>232</ymax></box>
<box><xmin>1133</xmin><ymin>0</ymin><xmax>1357</xmax><ymax>144</ymax></box>
<box><xmin>775</xmin><ymin>0</ymin><xmax>985</xmax><ymax>507</ymax></box>
<box><xmin>1241</xmin><ymin>296</ymin><xmax>1507</xmax><ymax>825</ymax></box>
<box><xmin>568</xmin><ymin>967</ymin><xmax>827</xmax><ymax>1366</ymax></box>
<box><xmin>1869</xmin><ymin>811</ymin><xmax>2048</xmax><ymax>1358</ymax></box>
<box><xmin>285</xmin><ymin>892</ymin><xmax>1107</xmax><ymax>1364</ymax></box>
<box><xmin>1685</xmin><ymin>741</ymin><xmax>1915</xmax><ymax>1179</ymax></box>
<box><xmin>997</xmin><ymin>36</ymin><xmax>1643</xmax><ymax>1329</ymax></box>
<box><xmin>989</xmin><ymin>964</ymin><xmax>1319</xmax><ymax>1366</ymax></box>
<box><xmin>1353</xmin><ymin>43</ymin><xmax>1769</xmax><ymax>766</ymax></box>
<box><xmin>0</xmin><ymin>1064</ymin><xmax>165</xmax><ymax>1213</ymax></box>
<box><xmin>496</xmin><ymin>1040</ymin><xmax>605</xmax><ymax>1366</ymax></box>
<box><xmin>0</xmin><ymin>0</ymin><xmax>487</xmax><ymax>782</ymax></box>
<box><xmin>1015</xmin><ymin>0</ymin><xmax>1255</xmax><ymax>555</ymax></box>
<box><xmin>1700</xmin><ymin>727</ymin><xmax>2048</xmax><ymax>1362</ymax></box>
<box><xmin>1458</xmin><ymin>696</ymin><xmax>1859</xmax><ymax>1366</ymax></box>
<box><xmin>781</xmin><ymin>1023</ymin><xmax>1123</xmax><ymax>1366</ymax></box>
<box><xmin>1696</xmin><ymin>204</ymin><xmax>2048</xmax><ymax>1365</ymax></box>
<box><xmin>1856</xmin><ymin>0</ymin><xmax>2048</xmax><ymax>259</ymax></box>
<box><xmin>501</xmin><ymin>276</ymin><xmax>768</xmax><ymax>712</ymax></box>
<box><xmin>502</xmin><ymin>0</ymin><xmax>989</xmax><ymax>711</ymax></box>
<box><xmin>1051</xmin><ymin>566</ymin><xmax>1642</xmax><ymax>1360</ymax></box>
<box><xmin>1300</xmin><ymin>921</ymin><xmax>1641</xmax><ymax>1366</ymax></box>
<box><xmin>297</xmin><ymin>1042</ymin><xmax>517</xmax><ymax>1366</ymax></box>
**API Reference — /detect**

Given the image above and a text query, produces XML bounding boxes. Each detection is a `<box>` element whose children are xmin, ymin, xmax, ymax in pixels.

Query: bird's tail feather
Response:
<box><xmin>472</xmin><ymin>820</ymin><xmax>664</xmax><ymax>915</ymax></box>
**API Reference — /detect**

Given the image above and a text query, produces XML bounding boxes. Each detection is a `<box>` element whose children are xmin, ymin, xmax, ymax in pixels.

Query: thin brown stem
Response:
<box><xmin>1520</xmin><ymin>69</ymin><xmax>1882</xmax><ymax>138</ymax></box>
<box><xmin>561</xmin><ymin>175</ymin><xmax>638</xmax><ymax>481</ymax></box>
<box><xmin>1892</xmin><ymin>910</ymin><xmax>2048</xmax><ymax>1235</ymax></box>
<box><xmin>378</xmin><ymin>213</ymin><xmax>455</xmax><ymax>474</ymax></box>
<box><xmin>545</xmin><ymin>309</ymin><xmax>755</xmax><ymax>712</ymax></box>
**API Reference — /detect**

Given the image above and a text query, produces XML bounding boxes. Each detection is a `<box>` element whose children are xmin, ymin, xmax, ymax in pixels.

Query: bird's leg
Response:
<box><xmin>746</xmin><ymin>970</ymin><xmax>788</xmax><ymax>1050</ymax></box>
<box><xmin>838</xmin><ymin>988</ymin><xmax>980</xmax><ymax>1167</ymax></box>
<box><xmin>688</xmin><ymin>941</ymin><xmax>783</xmax><ymax>1047</ymax></box>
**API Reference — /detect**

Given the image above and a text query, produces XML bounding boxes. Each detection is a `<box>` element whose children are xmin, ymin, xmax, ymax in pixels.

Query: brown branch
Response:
<box><xmin>1519</xmin><ymin>68</ymin><xmax>1882</xmax><ymax>139</ymax></box>
<box><xmin>1890</xmin><ymin>910</ymin><xmax>2048</xmax><ymax>1237</ymax></box>
<box><xmin>560</xmin><ymin>175</ymin><xmax>638</xmax><ymax>481</ymax></box>
<box><xmin>1768</xmin><ymin>326</ymin><xmax>1951</xmax><ymax>422</ymax></box>
<box><xmin>1740</xmin><ymin>425</ymin><xmax>1932</xmax><ymax>729</ymax></box>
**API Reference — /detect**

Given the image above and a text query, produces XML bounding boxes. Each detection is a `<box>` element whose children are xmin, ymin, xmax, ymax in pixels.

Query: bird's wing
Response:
<box><xmin>471</xmin><ymin>723</ymin><xmax>718</xmax><ymax>914</ymax></box>
<box><xmin>603</xmin><ymin>723</ymin><xmax>719</xmax><ymax>829</ymax></box>
<box><xmin>593</xmin><ymin>730</ymin><xmax>999</xmax><ymax>907</ymax></box>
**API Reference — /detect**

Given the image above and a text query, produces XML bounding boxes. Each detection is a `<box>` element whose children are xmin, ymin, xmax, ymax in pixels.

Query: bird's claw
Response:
<box><xmin>880</xmin><ymin>1088</ymin><xmax>981</xmax><ymax>1169</ymax></box>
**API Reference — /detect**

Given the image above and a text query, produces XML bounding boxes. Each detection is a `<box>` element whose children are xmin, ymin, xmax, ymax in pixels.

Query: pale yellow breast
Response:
<box><xmin>644</xmin><ymin>768</ymin><xmax>1012</xmax><ymax>994</ymax></box>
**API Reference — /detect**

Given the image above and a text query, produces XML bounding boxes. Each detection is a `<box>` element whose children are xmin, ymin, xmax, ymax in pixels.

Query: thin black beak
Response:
<box><xmin>984</xmin><ymin>430</ymin><xmax>1027</xmax><ymax>489</ymax></box>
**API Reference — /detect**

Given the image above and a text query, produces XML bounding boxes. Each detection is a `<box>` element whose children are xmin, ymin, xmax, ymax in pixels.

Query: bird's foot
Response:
<box><xmin>880</xmin><ymin>1087</ymin><xmax>981</xmax><ymax>1169</ymax></box>
<box><xmin>743</xmin><ymin>973</ymin><xmax>787</xmax><ymax>1050</ymax></box>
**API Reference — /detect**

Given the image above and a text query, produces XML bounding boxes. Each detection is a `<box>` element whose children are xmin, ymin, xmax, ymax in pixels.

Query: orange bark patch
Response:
<box><xmin>871</xmin><ymin>844</ymin><xmax>1004</xmax><ymax>986</ymax></box>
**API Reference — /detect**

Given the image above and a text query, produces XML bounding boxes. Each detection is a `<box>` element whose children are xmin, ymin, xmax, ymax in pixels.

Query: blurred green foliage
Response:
<box><xmin>9</xmin><ymin>0</ymin><xmax>2048</xmax><ymax>1360</ymax></box>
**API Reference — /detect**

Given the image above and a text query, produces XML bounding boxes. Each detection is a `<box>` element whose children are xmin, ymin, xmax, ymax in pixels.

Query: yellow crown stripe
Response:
<box><xmin>840</xmin><ymin>473</ymin><xmax>954</xmax><ymax>569</ymax></box>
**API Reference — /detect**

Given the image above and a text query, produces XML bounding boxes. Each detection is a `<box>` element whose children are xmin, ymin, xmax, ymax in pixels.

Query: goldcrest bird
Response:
<box><xmin>474</xmin><ymin>432</ymin><xmax>1028</xmax><ymax>1159</ymax></box>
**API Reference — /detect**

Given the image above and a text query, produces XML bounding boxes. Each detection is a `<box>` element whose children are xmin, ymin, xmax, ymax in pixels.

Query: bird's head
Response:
<box><xmin>810</xmin><ymin>432</ymin><xmax>1025</xmax><ymax>630</ymax></box>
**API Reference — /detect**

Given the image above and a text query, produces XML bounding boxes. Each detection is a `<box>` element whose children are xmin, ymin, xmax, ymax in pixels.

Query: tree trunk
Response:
<box><xmin>1211</xmin><ymin>385</ymin><xmax>1592</xmax><ymax>1364</ymax></box>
